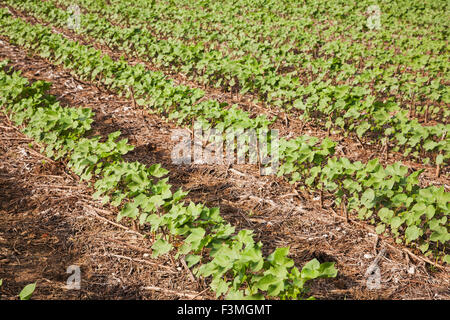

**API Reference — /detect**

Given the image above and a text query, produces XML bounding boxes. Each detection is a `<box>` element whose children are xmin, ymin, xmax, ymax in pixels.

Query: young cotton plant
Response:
<box><xmin>68</xmin><ymin>131</ymin><xmax>134</xmax><ymax>181</ymax></box>
<box><xmin>276</xmin><ymin>140</ymin><xmax>449</xmax><ymax>262</ymax></box>
<box><xmin>0</xmin><ymin>62</ymin><xmax>338</xmax><ymax>299</ymax></box>
<box><xmin>92</xmin><ymin>160</ymin><xmax>179</xmax><ymax>224</ymax></box>
<box><xmin>24</xmin><ymin>104</ymin><xmax>94</xmax><ymax>160</ymax></box>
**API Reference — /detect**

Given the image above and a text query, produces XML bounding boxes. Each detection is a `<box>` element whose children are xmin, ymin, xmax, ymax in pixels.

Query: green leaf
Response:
<box><xmin>390</xmin><ymin>216</ymin><xmax>403</xmax><ymax>229</ymax></box>
<box><xmin>136</xmin><ymin>98</ymin><xmax>146</xmax><ymax>106</ymax></box>
<box><xmin>19</xmin><ymin>283</ymin><xmax>36</xmax><ymax>300</ymax></box>
<box><xmin>118</xmin><ymin>202</ymin><xmax>139</xmax><ymax>221</ymax></box>
<box><xmin>267</xmin><ymin>247</ymin><xmax>293</xmax><ymax>268</ymax></box>
<box><xmin>405</xmin><ymin>225</ymin><xmax>421</xmax><ymax>242</ymax></box>
<box><xmin>378</xmin><ymin>208</ymin><xmax>394</xmax><ymax>223</ymax></box>
<box><xmin>444</xmin><ymin>255</ymin><xmax>450</xmax><ymax>264</ymax></box>
<box><xmin>226</xmin><ymin>289</ymin><xmax>245</xmax><ymax>300</ymax></box>
<box><xmin>361</xmin><ymin>189</ymin><xmax>375</xmax><ymax>209</ymax></box>
<box><xmin>356</xmin><ymin>122</ymin><xmax>370</xmax><ymax>138</ymax></box>
<box><xmin>151</xmin><ymin>239</ymin><xmax>173</xmax><ymax>258</ymax></box>
<box><xmin>149</xmin><ymin>164</ymin><xmax>169</xmax><ymax>178</ymax></box>
<box><xmin>419</xmin><ymin>243</ymin><xmax>429</xmax><ymax>254</ymax></box>
<box><xmin>185</xmin><ymin>227</ymin><xmax>206</xmax><ymax>251</ymax></box>
<box><xmin>317</xmin><ymin>262</ymin><xmax>338</xmax><ymax>278</ymax></box>
<box><xmin>391</xmin><ymin>194</ymin><xmax>408</xmax><ymax>207</ymax></box>
<box><xmin>256</xmin><ymin>274</ymin><xmax>279</xmax><ymax>291</ymax></box>
<box><xmin>301</xmin><ymin>259</ymin><xmax>337</xmax><ymax>281</ymax></box>
<box><xmin>375</xmin><ymin>224</ymin><xmax>386</xmax><ymax>234</ymax></box>
<box><xmin>429</xmin><ymin>228</ymin><xmax>449</xmax><ymax>242</ymax></box>
<box><xmin>210</xmin><ymin>278</ymin><xmax>229</xmax><ymax>298</ymax></box>
<box><xmin>185</xmin><ymin>254</ymin><xmax>201</xmax><ymax>268</ymax></box>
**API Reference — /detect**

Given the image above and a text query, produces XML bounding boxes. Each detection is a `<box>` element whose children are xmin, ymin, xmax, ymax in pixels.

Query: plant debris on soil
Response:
<box><xmin>0</xmin><ymin>37</ymin><xmax>449</xmax><ymax>300</ymax></box>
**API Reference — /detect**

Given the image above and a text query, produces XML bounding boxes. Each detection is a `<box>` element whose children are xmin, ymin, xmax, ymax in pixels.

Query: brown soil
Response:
<box><xmin>5</xmin><ymin>3</ymin><xmax>449</xmax><ymax>186</ymax></box>
<box><xmin>0</xmin><ymin>19</ymin><xmax>449</xmax><ymax>300</ymax></box>
<box><xmin>0</xmin><ymin>117</ymin><xmax>215</xmax><ymax>300</ymax></box>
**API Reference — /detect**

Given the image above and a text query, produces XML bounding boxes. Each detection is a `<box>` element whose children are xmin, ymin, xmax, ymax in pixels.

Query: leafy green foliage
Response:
<box><xmin>0</xmin><ymin>0</ymin><xmax>447</xmax><ymax>299</ymax></box>
<box><xmin>0</xmin><ymin>279</ymin><xmax>36</xmax><ymax>300</ymax></box>
<box><xmin>6</xmin><ymin>0</ymin><xmax>448</xmax><ymax>165</ymax></box>
<box><xmin>19</xmin><ymin>283</ymin><xmax>36</xmax><ymax>300</ymax></box>
<box><xmin>0</xmin><ymin>62</ymin><xmax>337</xmax><ymax>300</ymax></box>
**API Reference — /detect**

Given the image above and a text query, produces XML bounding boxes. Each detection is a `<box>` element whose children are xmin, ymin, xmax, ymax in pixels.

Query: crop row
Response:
<box><xmin>58</xmin><ymin>0</ymin><xmax>449</xmax><ymax>116</ymax></box>
<box><xmin>0</xmin><ymin>8</ymin><xmax>448</xmax><ymax>263</ymax></box>
<box><xmin>65</xmin><ymin>0</ymin><xmax>448</xmax><ymax>78</ymax></box>
<box><xmin>117</xmin><ymin>0</ymin><xmax>448</xmax><ymax>44</ymax></box>
<box><xmin>0</xmin><ymin>60</ymin><xmax>340</xmax><ymax>299</ymax></box>
<box><xmin>5</xmin><ymin>0</ymin><xmax>448</xmax><ymax>168</ymax></box>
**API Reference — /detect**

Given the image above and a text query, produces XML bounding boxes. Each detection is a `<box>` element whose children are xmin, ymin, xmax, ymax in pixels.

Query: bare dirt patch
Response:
<box><xmin>0</xmin><ymin>39</ymin><xmax>448</xmax><ymax>300</ymax></box>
